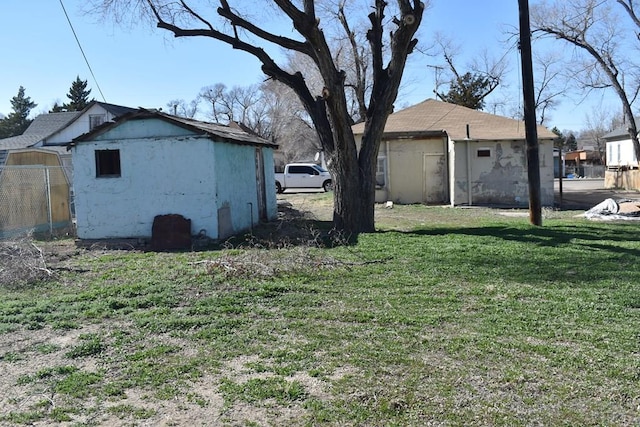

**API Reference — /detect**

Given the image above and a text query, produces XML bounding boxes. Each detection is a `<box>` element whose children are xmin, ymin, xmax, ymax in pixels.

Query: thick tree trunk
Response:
<box><xmin>331</xmin><ymin>152</ymin><xmax>377</xmax><ymax>234</ymax></box>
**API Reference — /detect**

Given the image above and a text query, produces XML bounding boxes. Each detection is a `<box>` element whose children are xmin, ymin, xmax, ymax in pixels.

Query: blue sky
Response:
<box><xmin>0</xmin><ymin>0</ymin><xmax>620</xmax><ymax>132</ymax></box>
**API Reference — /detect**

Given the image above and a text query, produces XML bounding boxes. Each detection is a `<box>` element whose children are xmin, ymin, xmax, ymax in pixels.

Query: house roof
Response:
<box><xmin>72</xmin><ymin>109</ymin><xmax>278</xmax><ymax>148</ymax></box>
<box><xmin>352</xmin><ymin>98</ymin><xmax>558</xmax><ymax>141</ymax></box>
<box><xmin>0</xmin><ymin>134</ymin><xmax>46</xmax><ymax>150</ymax></box>
<box><xmin>603</xmin><ymin>126</ymin><xmax>632</xmax><ymax>141</ymax></box>
<box><xmin>0</xmin><ymin>102</ymin><xmax>136</xmax><ymax>152</ymax></box>
<box><xmin>23</xmin><ymin>111</ymin><xmax>80</xmax><ymax>136</ymax></box>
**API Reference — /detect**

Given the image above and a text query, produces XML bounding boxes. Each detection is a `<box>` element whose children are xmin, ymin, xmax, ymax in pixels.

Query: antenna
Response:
<box><xmin>427</xmin><ymin>64</ymin><xmax>444</xmax><ymax>96</ymax></box>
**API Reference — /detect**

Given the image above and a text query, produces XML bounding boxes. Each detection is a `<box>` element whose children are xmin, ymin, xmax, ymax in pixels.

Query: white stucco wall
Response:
<box><xmin>453</xmin><ymin>139</ymin><xmax>554</xmax><ymax>207</ymax></box>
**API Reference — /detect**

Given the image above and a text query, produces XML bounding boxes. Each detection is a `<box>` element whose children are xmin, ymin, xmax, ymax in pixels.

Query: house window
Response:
<box><xmin>89</xmin><ymin>114</ymin><xmax>107</xmax><ymax>130</ymax></box>
<box><xmin>95</xmin><ymin>150</ymin><xmax>121</xmax><ymax>177</ymax></box>
<box><xmin>376</xmin><ymin>156</ymin><xmax>387</xmax><ymax>187</ymax></box>
<box><xmin>477</xmin><ymin>148</ymin><xmax>491</xmax><ymax>158</ymax></box>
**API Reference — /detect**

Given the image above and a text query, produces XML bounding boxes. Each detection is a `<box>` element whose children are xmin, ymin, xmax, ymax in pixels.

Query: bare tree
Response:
<box><xmin>580</xmin><ymin>107</ymin><xmax>621</xmax><ymax>163</ymax></box>
<box><xmin>260</xmin><ymin>79</ymin><xmax>320</xmax><ymax>162</ymax></box>
<box><xmin>531</xmin><ymin>50</ymin><xmax>568</xmax><ymax>125</ymax></box>
<box><xmin>531</xmin><ymin>0</ymin><xmax>640</xmax><ymax>159</ymax></box>
<box><xmin>91</xmin><ymin>0</ymin><xmax>426</xmax><ymax>234</ymax></box>
<box><xmin>166</xmin><ymin>98</ymin><xmax>199</xmax><ymax>117</ymax></box>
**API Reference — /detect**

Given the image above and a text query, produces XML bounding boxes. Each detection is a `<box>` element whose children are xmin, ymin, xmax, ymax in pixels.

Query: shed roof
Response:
<box><xmin>72</xmin><ymin>109</ymin><xmax>277</xmax><ymax>148</ymax></box>
<box><xmin>352</xmin><ymin>98</ymin><xmax>557</xmax><ymax>141</ymax></box>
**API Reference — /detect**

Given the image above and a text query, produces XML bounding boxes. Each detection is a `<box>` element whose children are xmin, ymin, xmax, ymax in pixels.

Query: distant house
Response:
<box><xmin>70</xmin><ymin>109</ymin><xmax>278</xmax><ymax>241</ymax></box>
<box><xmin>564</xmin><ymin>149</ymin><xmax>604</xmax><ymax>178</ymax></box>
<box><xmin>603</xmin><ymin>127</ymin><xmax>638</xmax><ymax>169</ymax></box>
<box><xmin>0</xmin><ymin>101</ymin><xmax>136</xmax><ymax>175</ymax></box>
<box><xmin>352</xmin><ymin>99</ymin><xmax>558</xmax><ymax>207</ymax></box>
<box><xmin>602</xmin><ymin>126</ymin><xmax>640</xmax><ymax>188</ymax></box>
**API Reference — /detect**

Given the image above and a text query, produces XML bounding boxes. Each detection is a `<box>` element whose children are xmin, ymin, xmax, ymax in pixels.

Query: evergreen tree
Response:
<box><xmin>63</xmin><ymin>76</ymin><xmax>93</xmax><ymax>111</ymax></box>
<box><xmin>438</xmin><ymin>72</ymin><xmax>498</xmax><ymax>110</ymax></box>
<box><xmin>0</xmin><ymin>86</ymin><xmax>37</xmax><ymax>138</ymax></box>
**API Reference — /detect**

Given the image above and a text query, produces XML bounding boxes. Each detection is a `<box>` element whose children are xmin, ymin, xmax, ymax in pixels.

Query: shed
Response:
<box><xmin>70</xmin><ymin>109</ymin><xmax>278</xmax><ymax>241</ymax></box>
<box><xmin>352</xmin><ymin>99</ymin><xmax>558</xmax><ymax>207</ymax></box>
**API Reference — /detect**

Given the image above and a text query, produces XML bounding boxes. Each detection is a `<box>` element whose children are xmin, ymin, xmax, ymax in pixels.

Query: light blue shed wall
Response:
<box><xmin>72</xmin><ymin>117</ymin><xmax>277</xmax><ymax>240</ymax></box>
<box><xmin>85</xmin><ymin>118</ymin><xmax>196</xmax><ymax>141</ymax></box>
<box><xmin>73</xmin><ymin>136</ymin><xmax>218</xmax><ymax>239</ymax></box>
<box><xmin>214</xmin><ymin>143</ymin><xmax>277</xmax><ymax>239</ymax></box>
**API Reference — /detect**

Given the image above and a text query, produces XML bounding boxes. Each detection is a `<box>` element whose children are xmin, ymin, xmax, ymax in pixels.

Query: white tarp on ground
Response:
<box><xmin>584</xmin><ymin>198</ymin><xmax>640</xmax><ymax>220</ymax></box>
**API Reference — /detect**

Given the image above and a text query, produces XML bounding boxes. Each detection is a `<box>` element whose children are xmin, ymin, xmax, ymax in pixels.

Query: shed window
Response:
<box><xmin>477</xmin><ymin>148</ymin><xmax>491</xmax><ymax>158</ymax></box>
<box><xmin>95</xmin><ymin>150</ymin><xmax>121</xmax><ymax>177</ymax></box>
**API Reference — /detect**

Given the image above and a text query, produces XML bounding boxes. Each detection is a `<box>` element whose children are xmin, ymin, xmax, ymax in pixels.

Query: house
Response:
<box><xmin>0</xmin><ymin>101</ymin><xmax>136</xmax><ymax>175</ymax></box>
<box><xmin>69</xmin><ymin>109</ymin><xmax>278</xmax><ymax>241</ymax></box>
<box><xmin>352</xmin><ymin>99</ymin><xmax>557</xmax><ymax>207</ymax></box>
<box><xmin>602</xmin><ymin>126</ymin><xmax>640</xmax><ymax>188</ymax></box>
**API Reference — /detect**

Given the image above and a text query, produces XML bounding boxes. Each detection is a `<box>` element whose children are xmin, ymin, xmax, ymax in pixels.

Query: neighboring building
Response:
<box><xmin>553</xmin><ymin>148</ymin><xmax>565</xmax><ymax>178</ymax></box>
<box><xmin>563</xmin><ymin>149</ymin><xmax>605</xmax><ymax>178</ymax></box>
<box><xmin>352</xmin><ymin>99</ymin><xmax>558</xmax><ymax>207</ymax></box>
<box><xmin>70</xmin><ymin>109</ymin><xmax>278</xmax><ymax>241</ymax></box>
<box><xmin>603</xmin><ymin>127</ymin><xmax>638</xmax><ymax>169</ymax></box>
<box><xmin>602</xmin><ymin>126</ymin><xmax>640</xmax><ymax>189</ymax></box>
<box><xmin>0</xmin><ymin>101</ymin><xmax>136</xmax><ymax>177</ymax></box>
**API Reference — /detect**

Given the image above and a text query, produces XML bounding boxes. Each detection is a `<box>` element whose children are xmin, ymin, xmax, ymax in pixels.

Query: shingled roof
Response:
<box><xmin>352</xmin><ymin>98</ymin><xmax>557</xmax><ymax>141</ymax></box>
<box><xmin>0</xmin><ymin>112</ymin><xmax>80</xmax><ymax>151</ymax></box>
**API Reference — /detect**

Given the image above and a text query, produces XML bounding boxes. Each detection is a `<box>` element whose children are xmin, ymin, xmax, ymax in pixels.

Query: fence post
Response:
<box><xmin>45</xmin><ymin>167</ymin><xmax>53</xmax><ymax>236</ymax></box>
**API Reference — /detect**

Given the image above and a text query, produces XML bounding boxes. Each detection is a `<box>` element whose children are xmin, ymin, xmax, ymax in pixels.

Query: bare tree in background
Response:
<box><xmin>580</xmin><ymin>107</ymin><xmax>621</xmax><ymax>164</ymax></box>
<box><xmin>531</xmin><ymin>0</ymin><xmax>640</xmax><ymax>160</ymax></box>
<box><xmin>531</xmin><ymin>50</ymin><xmax>568</xmax><ymax>125</ymax></box>
<box><xmin>260</xmin><ymin>79</ymin><xmax>320</xmax><ymax>163</ymax></box>
<box><xmin>91</xmin><ymin>0</ymin><xmax>425</xmax><ymax>234</ymax></box>
<box><xmin>166</xmin><ymin>98</ymin><xmax>199</xmax><ymax>118</ymax></box>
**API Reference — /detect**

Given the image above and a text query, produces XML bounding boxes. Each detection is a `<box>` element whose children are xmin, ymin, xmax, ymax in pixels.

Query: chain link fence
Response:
<box><xmin>0</xmin><ymin>166</ymin><xmax>74</xmax><ymax>240</ymax></box>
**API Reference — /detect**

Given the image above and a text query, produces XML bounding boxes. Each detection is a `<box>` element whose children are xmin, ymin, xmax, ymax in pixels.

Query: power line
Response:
<box><xmin>58</xmin><ymin>0</ymin><xmax>107</xmax><ymax>103</ymax></box>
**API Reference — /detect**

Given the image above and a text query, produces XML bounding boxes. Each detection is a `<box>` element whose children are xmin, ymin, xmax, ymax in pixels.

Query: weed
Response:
<box><xmin>219</xmin><ymin>377</ymin><xmax>308</xmax><ymax>405</ymax></box>
<box><xmin>64</xmin><ymin>333</ymin><xmax>104</xmax><ymax>358</ymax></box>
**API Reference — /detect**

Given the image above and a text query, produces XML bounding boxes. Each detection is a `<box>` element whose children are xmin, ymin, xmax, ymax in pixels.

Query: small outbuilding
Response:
<box><xmin>70</xmin><ymin>109</ymin><xmax>278</xmax><ymax>242</ymax></box>
<box><xmin>352</xmin><ymin>99</ymin><xmax>558</xmax><ymax>207</ymax></box>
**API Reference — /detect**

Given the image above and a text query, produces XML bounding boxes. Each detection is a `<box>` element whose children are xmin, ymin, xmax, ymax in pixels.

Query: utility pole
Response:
<box><xmin>518</xmin><ymin>0</ymin><xmax>542</xmax><ymax>226</ymax></box>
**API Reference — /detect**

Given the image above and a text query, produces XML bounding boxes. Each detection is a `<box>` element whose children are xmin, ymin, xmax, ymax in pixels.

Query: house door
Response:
<box><xmin>422</xmin><ymin>153</ymin><xmax>446</xmax><ymax>203</ymax></box>
<box><xmin>255</xmin><ymin>148</ymin><xmax>267</xmax><ymax>220</ymax></box>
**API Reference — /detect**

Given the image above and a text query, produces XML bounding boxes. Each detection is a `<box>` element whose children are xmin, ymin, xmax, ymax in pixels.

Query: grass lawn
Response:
<box><xmin>0</xmin><ymin>195</ymin><xmax>639</xmax><ymax>426</ymax></box>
